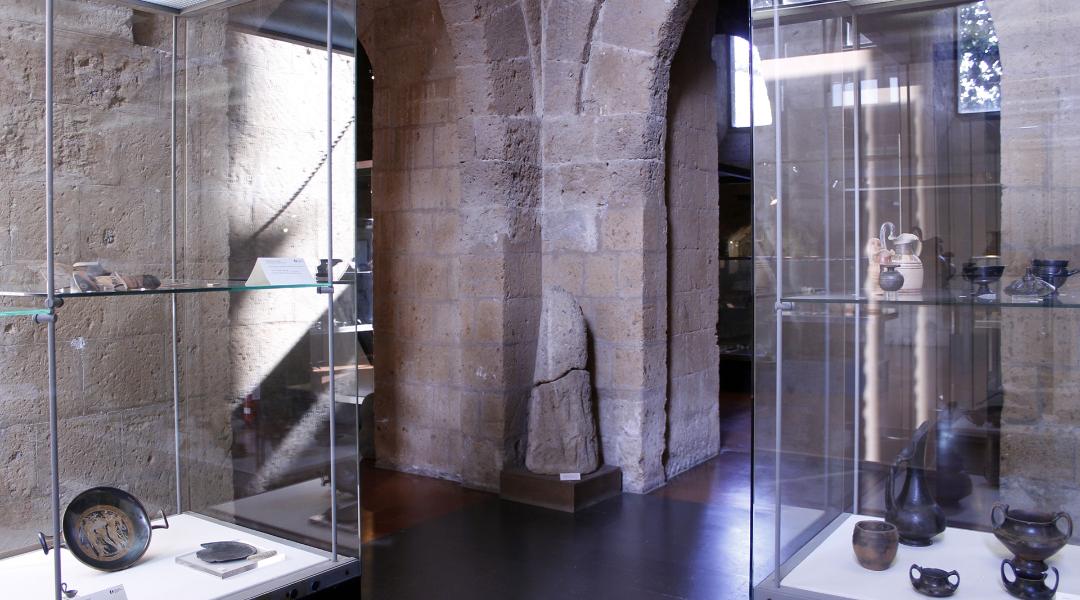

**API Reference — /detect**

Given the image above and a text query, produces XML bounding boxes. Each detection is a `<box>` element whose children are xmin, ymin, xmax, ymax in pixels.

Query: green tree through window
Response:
<box><xmin>958</xmin><ymin>1</ymin><xmax>1002</xmax><ymax>113</ymax></box>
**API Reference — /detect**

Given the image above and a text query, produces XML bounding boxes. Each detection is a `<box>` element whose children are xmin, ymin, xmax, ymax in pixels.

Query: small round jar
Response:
<box><xmin>879</xmin><ymin>264</ymin><xmax>905</xmax><ymax>298</ymax></box>
<box><xmin>852</xmin><ymin>520</ymin><xmax>899</xmax><ymax>571</ymax></box>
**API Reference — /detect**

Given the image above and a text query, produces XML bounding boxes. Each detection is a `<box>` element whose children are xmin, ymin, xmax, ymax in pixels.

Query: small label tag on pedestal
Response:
<box><xmin>559</xmin><ymin>473</ymin><xmax>581</xmax><ymax>481</ymax></box>
<box><xmin>80</xmin><ymin>585</ymin><xmax>127</xmax><ymax>600</ymax></box>
<box><xmin>245</xmin><ymin>258</ymin><xmax>315</xmax><ymax>286</ymax></box>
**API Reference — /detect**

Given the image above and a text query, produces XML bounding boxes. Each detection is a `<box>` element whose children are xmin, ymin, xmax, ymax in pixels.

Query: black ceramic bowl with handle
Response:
<box><xmin>1031</xmin><ymin>259</ymin><xmax>1079</xmax><ymax>289</ymax></box>
<box><xmin>39</xmin><ymin>486</ymin><xmax>169</xmax><ymax>572</ymax></box>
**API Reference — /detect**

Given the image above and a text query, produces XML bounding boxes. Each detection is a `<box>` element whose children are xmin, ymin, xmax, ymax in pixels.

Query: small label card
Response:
<box><xmin>559</xmin><ymin>473</ymin><xmax>582</xmax><ymax>482</ymax></box>
<box><xmin>79</xmin><ymin>585</ymin><xmax>127</xmax><ymax>600</ymax></box>
<box><xmin>245</xmin><ymin>258</ymin><xmax>315</xmax><ymax>287</ymax></box>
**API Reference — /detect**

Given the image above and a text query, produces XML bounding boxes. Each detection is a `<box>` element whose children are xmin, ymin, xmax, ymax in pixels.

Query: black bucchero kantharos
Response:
<box><xmin>39</xmin><ymin>486</ymin><xmax>169</xmax><ymax>572</ymax></box>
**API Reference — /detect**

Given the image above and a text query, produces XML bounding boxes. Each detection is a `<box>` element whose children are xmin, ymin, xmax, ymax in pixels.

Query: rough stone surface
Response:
<box><xmin>534</xmin><ymin>287</ymin><xmax>588</xmax><ymax>384</ymax></box>
<box><xmin>525</xmin><ymin>369</ymin><xmax>600</xmax><ymax>475</ymax></box>
<box><xmin>0</xmin><ymin>2</ymin><xmax>229</xmax><ymax>549</ymax></box>
<box><xmin>0</xmin><ymin>0</ymin><xmax>723</xmax><ymax>507</ymax></box>
<box><xmin>988</xmin><ymin>0</ymin><xmax>1080</xmax><ymax>519</ymax></box>
<box><xmin>358</xmin><ymin>0</ymin><xmax>707</xmax><ymax>494</ymax></box>
<box><xmin>0</xmin><ymin>0</ymin><xmax>358</xmax><ymax>550</ymax></box>
<box><xmin>663</xmin><ymin>0</ymin><xmax>720</xmax><ymax>480</ymax></box>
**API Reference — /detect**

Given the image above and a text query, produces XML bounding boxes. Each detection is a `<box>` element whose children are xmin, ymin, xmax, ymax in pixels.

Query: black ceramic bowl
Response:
<box><xmin>962</xmin><ymin>265</ymin><xmax>1005</xmax><ymax>295</ymax></box>
<box><xmin>1032</xmin><ymin>259</ymin><xmax>1070</xmax><ymax>270</ymax></box>
<box><xmin>910</xmin><ymin>564</ymin><xmax>960</xmax><ymax>597</ymax></box>
<box><xmin>1031</xmin><ymin>259</ymin><xmax>1077</xmax><ymax>289</ymax></box>
<box><xmin>63</xmin><ymin>487</ymin><xmax>156</xmax><ymax>571</ymax></box>
<box><xmin>962</xmin><ymin>264</ymin><xmax>1005</xmax><ymax>279</ymax></box>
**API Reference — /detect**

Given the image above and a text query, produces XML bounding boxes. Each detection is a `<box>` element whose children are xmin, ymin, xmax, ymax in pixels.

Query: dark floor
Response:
<box><xmin>319</xmin><ymin>396</ymin><xmax>752</xmax><ymax>600</ymax></box>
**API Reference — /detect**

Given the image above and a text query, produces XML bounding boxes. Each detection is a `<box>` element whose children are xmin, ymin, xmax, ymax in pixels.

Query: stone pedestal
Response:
<box><xmin>499</xmin><ymin>465</ymin><xmax>622</xmax><ymax>513</ymax></box>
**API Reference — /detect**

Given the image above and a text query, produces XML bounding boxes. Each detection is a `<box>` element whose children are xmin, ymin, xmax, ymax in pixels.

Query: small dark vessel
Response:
<box><xmin>886</xmin><ymin>422</ymin><xmax>947</xmax><ymax>546</ymax></box>
<box><xmin>961</xmin><ymin>263</ymin><xmax>1005</xmax><ymax>296</ymax></box>
<box><xmin>992</xmin><ymin>504</ymin><xmax>1072</xmax><ymax>579</ymax></box>
<box><xmin>932</xmin><ymin>405</ymin><xmax>973</xmax><ymax>506</ymax></box>
<box><xmin>879</xmin><ymin>263</ymin><xmax>905</xmax><ymax>296</ymax></box>
<box><xmin>1002</xmin><ymin>560</ymin><xmax>1059</xmax><ymax>600</ymax></box>
<box><xmin>852</xmin><ymin>520</ymin><xmax>898</xmax><ymax>571</ymax></box>
<box><xmin>910</xmin><ymin>565</ymin><xmax>959</xmax><ymax>597</ymax></box>
<box><xmin>1031</xmin><ymin>259</ymin><xmax>1079</xmax><ymax>289</ymax></box>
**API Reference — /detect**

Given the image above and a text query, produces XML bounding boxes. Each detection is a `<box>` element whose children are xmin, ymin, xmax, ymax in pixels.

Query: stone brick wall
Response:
<box><xmin>663</xmin><ymin>0</ymin><xmax>720</xmax><ymax>480</ymax></box>
<box><xmin>360</xmin><ymin>0</ymin><xmax>717</xmax><ymax>494</ymax></box>
<box><xmin>0</xmin><ymin>0</ymin><xmax>355</xmax><ymax>550</ymax></box>
<box><xmin>0</xmin><ymin>1</ymin><xmax>229</xmax><ymax>550</ymax></box>
<box><xmin>0</xmin><ymin>0</ymin><xmax>725</xmax><ymax>515</ymax></box>
<box><xmin>988</xmin><ymin>0</ymin><xmax>1080</xmax><ymax>519</ymax></box>
<box><xmin>361</xmin><ymin>0</ymin><xmax>472</xmax><ymax>482</ymax></box>
<box><xmin>219</xmin><ymin>18</ymin><xmax>357</xmax><ymax>496</ymax></box>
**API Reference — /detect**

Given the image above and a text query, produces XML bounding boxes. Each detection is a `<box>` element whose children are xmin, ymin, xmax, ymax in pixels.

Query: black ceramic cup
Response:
<box><xmin>910</xmin><ymin>564</ymin><xmax>960</xmax><ymax>597</ymax></box>
<box><xmin>1002</xmin><ymin>559</ymin><xmax>1059</xmax><ymax>600</ymax></box>
<box><xmin>852</xmin><ymin>521</ymin><xmax>898</xmax><ymax>571</ymax></box>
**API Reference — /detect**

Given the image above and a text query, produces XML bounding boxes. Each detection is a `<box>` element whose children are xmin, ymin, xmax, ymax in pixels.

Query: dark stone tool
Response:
<box><xmin>196</xmin><ymin>541</ymin><xmax>258</xmax><ymax>563</ymax></box>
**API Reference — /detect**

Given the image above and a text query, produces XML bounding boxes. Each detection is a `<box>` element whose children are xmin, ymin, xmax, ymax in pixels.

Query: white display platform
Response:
<box><xmin>3</xmin><ymin>514</ymin><xmax>337</xmax><ymax>599</ymax></box>
<box><xmin>781</xmin><ymin>514</ymin><xmax>1079</xmax><ymax>599</ymax></box>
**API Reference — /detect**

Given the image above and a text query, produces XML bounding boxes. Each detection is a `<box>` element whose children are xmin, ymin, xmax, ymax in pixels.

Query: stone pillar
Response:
<box><xmin>663</xmin><ymin>0</ymin><xmax>720</xmax><ymax>479</ymax></box>
<box><xmin>362</xmin><ymin>0</ymin><xmax>711</xmax><ymax>494</ymax></box>
<box><xmin>361</xmin><ymin>0</ymin><xmax>469</xmax><ymax>482</ymax></box>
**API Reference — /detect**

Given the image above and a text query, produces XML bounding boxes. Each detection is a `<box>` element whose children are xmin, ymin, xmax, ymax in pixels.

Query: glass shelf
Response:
<box><xmin>782</xmin><ymin>289</ymin><xmax>1080</xmax><ymax>309</ymax></box>
<box><xmin>0</xmin><ymin>279</ymin><xmax>330</xmax><ymax>299</ymax></box>
<box><xmin>0</xmin><ymin>308</ymin><xmax>50</xmax><ymax>318</ymax></box>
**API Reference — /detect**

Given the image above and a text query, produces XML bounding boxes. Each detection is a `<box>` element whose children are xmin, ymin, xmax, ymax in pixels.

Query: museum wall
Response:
<box><xmin>543</xmin><ymin>0</ymin><xmax>696</xmax><ymax>494</ymax></box>
<box><xmin>0</xmin><ymin>0</ymin><xmax>228</xmax><ymax>549</ymax></box>
<box><xmin>663</xmin><ymin>0</ymin><xmax>721</xmax><ymax>480</ymax></box>
<box><xmin>359</xmin><ymin>0</ymin><xmax>475</xmax><ymax>483</ymax></box>
<box><xmin>989</xmin><ymin>0</ymin><xmax>1080</xmax><ymax>519</ymax></box>
<box><xmin>0</xmin><ymin>0</ymin><xmax>357</xmax><ymax>549</ymax></box>
<box><xmin>217</xmin><ymin>11</ymin><xmax>357</xmax><ymax>497</ymax></box>
<box><xmin>358</xmin><ymin>0</ymin><xmax>729</xmax><ymax>494</ymax></box>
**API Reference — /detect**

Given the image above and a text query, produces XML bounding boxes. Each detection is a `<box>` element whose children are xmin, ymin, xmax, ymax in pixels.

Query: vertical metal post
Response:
<box><xmin>325</xmin><ymin>0</ymin><xmax>339</xmax><ymax>561</ymax></box>
<box><xmin>851</xmin><ymin>13</ymin><xmax>863</xmax><ymax>515</ymax></box>
<box><xmin>747</xmin><ymin>6</ymin><xmax>756</xmax><ymax>591</ymax></box>
<box><xmin>170</xmin><ymin>15</ymin><xmax>183</xmax><ymax>515</ymax></box>
<box><xmin>44</xmin><ymin>0</ymin><xmax>61</xmax><ymax>597</ymax></box>
<box><xmin>821</xmin><ymin>19</ymin><xmax>832</xmax><ymax>518</ymax></box>
<box><xmin>771</xmin><ymin>4</ymin><xmax>783</xmax><ymax>585</ymax></box>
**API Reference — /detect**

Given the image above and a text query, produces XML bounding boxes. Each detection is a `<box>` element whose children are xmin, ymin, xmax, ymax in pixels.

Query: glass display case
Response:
<box><xmin>752</xmin><ymin>0</ymin><xmax>1079</xmax><ymax>598</ymax></box>
<box><xmin>0</xmin><ymin>0</ymin><xmax>361</xmax><ymax>598</ymax></box>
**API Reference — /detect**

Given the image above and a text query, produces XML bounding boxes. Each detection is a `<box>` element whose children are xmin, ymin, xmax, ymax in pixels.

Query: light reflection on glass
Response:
<box><xmin>731</xmin><ymin>35</ymin><xmax>773</xmax><ymax>128</ymax></box>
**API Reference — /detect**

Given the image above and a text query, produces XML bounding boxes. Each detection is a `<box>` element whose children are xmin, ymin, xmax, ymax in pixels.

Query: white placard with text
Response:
<box><xmin>79</xmin><ymin>586</ymin><xmax>128</xmax><ymax>600</ymax></box>
<box><xmin>245</xmin><ymin>258</ymin><xmax>315</xmax><ymax>287</ymax></box>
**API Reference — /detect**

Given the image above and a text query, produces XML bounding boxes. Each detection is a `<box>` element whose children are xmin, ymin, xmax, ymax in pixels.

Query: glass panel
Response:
<box><xmin>752</xmin><ymin>4</ymin><xmax>857</xmax><ymax>585</ymax></box>
<box><xmin>754</xmin><ymin>1</ymin><xmax>1080</xmax><ymax>598</ymax></box>
<box><xmin>179</xmin><ymin>0</ymin><xmax>361</xmax><ymax>565</ymax></box>
<box><xmin>0</xmin><ymin>0</ymin><xmax>47</xmax><ymax>299</ymax></box>
<box><xmin>0</xmin><ymin>0</ymin><xmax>357</xmax><ymax>596</ymax></box>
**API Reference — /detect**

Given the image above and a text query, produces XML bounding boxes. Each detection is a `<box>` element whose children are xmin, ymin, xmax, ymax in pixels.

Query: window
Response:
<box><xmin>958</xmin><ymin>1</ymin><xmax>1001</xmax><ymax>114</ymax></box>
<box><xmin>731</xmin><ymin>35</ymin><xmax>773</xmax><ymax>128</ymax></box>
